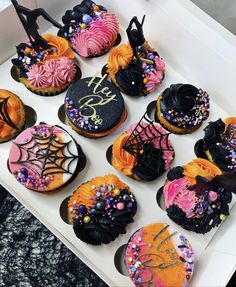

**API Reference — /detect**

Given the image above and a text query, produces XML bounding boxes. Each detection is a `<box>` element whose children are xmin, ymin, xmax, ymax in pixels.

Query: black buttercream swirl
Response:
<box><xmin>133</xmin><ymin>144</ymin><xmax>165</xmax><ymax>181</ymax></box>
<box><xmin>12</xmin><ymin>43</ymin><xmax>39</xmax><ymax>78</ymax></box>
<box><xmin>165</xmin><ymin>175</ymin><xmax>233</xmax><ymax>234</ymax></box>
<box><xmin>73</xmin><ymin>189</ymin><xmax>137</xmax><ymax>245</ymax></box>
<box><xmin>195</xmin><ymin>119</ymin><xmax>234</xmax><ymax>172</ymax></box>
<box><xmin>115</xmin><ymin>61</ymin><xmax>145</xmax><ymax>97</ymax></box>
<box><xmin>160</xmin><ymin>84</ymin><xmax>209</xmax><ymax>128</ymax></box>
<box><xmin>167</xmin><ymin>166</ymin><xmax>184</xmax><ymax>181</ymax></box>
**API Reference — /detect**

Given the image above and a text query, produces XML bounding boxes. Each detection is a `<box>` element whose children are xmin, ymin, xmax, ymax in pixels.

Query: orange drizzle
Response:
<box><xmin>183</xmin><ymin>158</ymin><xmax>222</xmax><ymax>185</ymax></box>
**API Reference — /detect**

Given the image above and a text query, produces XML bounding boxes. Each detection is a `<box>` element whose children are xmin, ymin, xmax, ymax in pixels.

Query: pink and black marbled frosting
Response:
<box><xmin>60</xmin><ymin>0</ymin><xmax>119</xmax><ymax>57</ymax></box>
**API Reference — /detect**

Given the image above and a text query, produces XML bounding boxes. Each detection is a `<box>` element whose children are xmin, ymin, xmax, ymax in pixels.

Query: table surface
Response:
<box><xmin>0</xmin><ymin>23</ymin><xmax>235</xmax><ymax>287</ymax></box>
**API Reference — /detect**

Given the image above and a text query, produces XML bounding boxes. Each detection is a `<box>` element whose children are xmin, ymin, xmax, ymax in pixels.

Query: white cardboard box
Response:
<box><xmin>0</xmin><ymin>1</ymin><xmax>236</xmax><ymax>286</ymax></box>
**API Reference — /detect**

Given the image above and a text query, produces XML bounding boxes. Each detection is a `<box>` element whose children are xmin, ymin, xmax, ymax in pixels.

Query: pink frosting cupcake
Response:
<box><xmin>60</xmin><ymin>0</ymin><xmax>119</xmax><ymax>57</ymax></box>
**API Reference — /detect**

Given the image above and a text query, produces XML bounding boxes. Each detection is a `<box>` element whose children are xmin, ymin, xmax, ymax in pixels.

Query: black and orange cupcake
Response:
<box><xmin>107</xmin><ymin>16</ymin><xmax>165</xmax><ymax>97</ymax></box>
<box><xmin>110</xmin><ymin>115</ymin><xmax>175</xmax><ymax>181</ymax></box>
<box><xmin>68</xmin><ymin>174</ymin><xmax>137</xmax><ymax>245</ymax></box>
<box><xmin>156</xmin><ymin>84</ymin><xmax>210</xmax><ymax>134</ymax></box>
<box><xmin>195</xmin><ymin>118</ymin><xmax>236</xmax><ymax>173</ymax></box>
<box><xmin>65</xmin><ymin>74</ymin><xmax>126</xmax><ymax>138</ymax></box>
<box><xmin>0</xmin><ymin>89</ymin><xmax>25</xmax><ymax>143</ymax></box>
<box><xmin>162</xmin><ymin>158</ymin><xmax>235</xmax><ymax>233</ymax></box>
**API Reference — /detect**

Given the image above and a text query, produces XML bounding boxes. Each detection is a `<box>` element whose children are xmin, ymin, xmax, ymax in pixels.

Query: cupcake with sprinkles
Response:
<box><xmin>195</xmin><ymin>118</ymin><xmax>236</xmax><ymax>173</ymax></box>
<box><xmin>107</xmin><ymin>16</ymin><xmax>165</xmax><ymax>97</ymax></box>
<box><xmin>125</xmin><ymin>223</ymin><xmax>195</xmax><ymax>287</ymax></box>
<box><xmin>161</xmin><ymin>158</ymin><xmax>235</xmax><ymax>233</ymax></box>
<box><xmin>11</xmin><ymin>1</ymin><xmax>78</xmax><ymax>96</ymax></box>
<box><xmin>68</xmin><ymin>174</ymin><xmax>137</xmax><ymax>245</ymax></box>
<box><xmin>156</xmin><ymin>84</ymin><xmax>210</xmax><ymax>134</ymax></box>
<box><xmin>59</xmin><ymin>0</ymin><xmax>119</xmax><ymax>57</ymax></box>
<box><xmin>109</xmin><ymin>113</ymin><xmax>175</xmax><ymax>181</ymax></box>
<box><xmin>8</xmin><ymin>123</ymin><xmax>86</xmax><ymax>192</ymax></box>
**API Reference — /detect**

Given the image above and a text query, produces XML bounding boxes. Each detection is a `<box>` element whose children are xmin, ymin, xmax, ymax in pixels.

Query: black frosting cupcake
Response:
<box><xmin>156</xmin><ymin>84</ymin><xmax>210</xmax><ymax>134</ymax></box>
<box><xmin>195</xmin><ymin>118</ymin><xmax>236</xmax><ymax>173</ymax></box>
<box><xmin>68</xmin><ymin>174</ymin><xmax>137</xmax><ymax>245</ymax></box>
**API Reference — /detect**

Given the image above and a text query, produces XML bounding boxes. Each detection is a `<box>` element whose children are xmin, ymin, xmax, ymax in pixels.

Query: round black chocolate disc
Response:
<box><xmin>65</xmin><ymin>76</ymin><xmax>125</xmax><ymax>134</ymax></box>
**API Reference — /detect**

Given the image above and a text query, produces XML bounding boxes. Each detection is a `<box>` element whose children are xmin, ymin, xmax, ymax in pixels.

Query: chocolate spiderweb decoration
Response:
<box><xmin>0</xmin><ymin>97</ymin><xmax>18</xmax><ymax>130</ymax></box>
<box><xmin>12</xmin><ymin>129</ymin><xmax>78</xmax><ymax>177</ymax></box>
<box><xmin>123</xmin><ymin>113</ymin><xmax>173</xmax><ymax>158</ymax></box>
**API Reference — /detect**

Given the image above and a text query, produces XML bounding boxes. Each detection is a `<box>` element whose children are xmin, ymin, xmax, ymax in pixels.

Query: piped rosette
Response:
<box><xmin>125</xmin><ymin>223</ymin><xmax>195</xmax><ymax>287</ymax></box>
<box><xmin>68</xmin><ymin>174</ymin><xmax>137</xmax><ymax>245</ymax></box>
<box><xmin>59</xmin><ymin>0</ymin><xmax>119</xmax><ymax>57</ymax></box>
<box><xmin>161</xmin><ymin>158</ymin><xmax>236</xmax><ymax>233</ymax></box>
<box><xmin>109</xmin><ymin>113</ymin><xmax>175</xmax><ymax>181</ymax></box>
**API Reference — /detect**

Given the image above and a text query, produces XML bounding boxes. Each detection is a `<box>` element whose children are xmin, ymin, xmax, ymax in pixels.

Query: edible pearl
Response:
<box><xmin>96</xmin><ymin>200</ymin><xmax>106</xmax><ymax>210</ymax></box>
<box><xmin>114</xmin><ymin>189</ymin><xmax>120</xmax><ymax>196</ymax></box>
<box><xmin>123</xmin><ymin>194</ymin><xmax>129</xmax><ymax>201</ymax></box>
<box><xmin>117</xmin><ymin>202</ymin><xmax>124</xmax><ymax>210</ymax></box>
<box><xmin>83</xmin><ymin>216</ymin><xmax>91</xmax><ymax>224</ymax></box>
<box><xmin>80</xmin><ymin>23</ymin><xmax>87</xmax><ymax>29</ymax></box>
<box><xmin>220</xmin><ymin>214</ymin><xmax>226</xmax><ymax>220</ymax></box>
<box><xmin>82</xmin><ymin>14</ymin><xmax>92</xmax><ymax>25</ymax></box>
<box><xmin>79</xmin><ymin>205</ymin><xmax>87</xmax><ymax>214</ymax></box>
<box><xmin>93</xmin><ymin>5</ymin><xmax>99</xmax><ymax>11</ymax></box>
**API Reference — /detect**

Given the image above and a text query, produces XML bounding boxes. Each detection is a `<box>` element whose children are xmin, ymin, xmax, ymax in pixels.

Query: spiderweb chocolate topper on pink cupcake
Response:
<box><xmin>59</xmin><ymin>0</ymin><xmax>119</xmax><ymax>57</ymax></box>
<box><xmin>110</xmin><ymin>112</ymin><xmax>175</xmax><ymax>181</ymax></box>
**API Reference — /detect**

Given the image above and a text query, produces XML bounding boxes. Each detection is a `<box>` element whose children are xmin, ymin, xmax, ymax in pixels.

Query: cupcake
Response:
<box><xmin>59</xmin><ymin>0</ymin><xmax>119</xmax><ymax>57</ymax></box>
<box><xmin>12</xmin><ymin>34</ymin><xmax>77</xmax><ymax>96</ymax></box>
<box><xmin>65</xmin><ymin>74</ymin><xmax>126</xmax><ymax>138</ymax></box>
<box><xmin>0</xmin><ymin>89</ymin><xmax>25</xmax><ymax>143</ymax></box>
<box><xmin>107</xmin><ymin>16</ymin><xmax>165</xmax><ymax>97</ymax></box>
<box><xmin>8</xmin><ymin>123</ymin><xmax>86</xmax><ymax>192</ymax></box>
<box><xmin>162</xmin><ymin>158</ymin><xmax>235</xmax><ymax>233</ymax></box>
<box><xmin>156</xmin><ymin>84</ymin><xmax>210</xmax><ymax>134</ymax></box>
<box><xmin>67</xmin><ymin>174</ymin><xmax>137</xmax><ymax>245</ymax></box>
<box><xmin>195</xmin><ymin>118</ymin><xmax>236</xmax><ymax>173</ymax></box>
<box><xmin>125</xmin><ymin>223</ymin><xmax>195</xmax><ymax>287</ymax></box>
<box><xmin>110</xmin><ymin>114</ymin><xmax>175</xmax><ymax>181</ymax></box>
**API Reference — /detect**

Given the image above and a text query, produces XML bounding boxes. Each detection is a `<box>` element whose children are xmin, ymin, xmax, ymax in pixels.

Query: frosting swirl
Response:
<box><xmin>195</xmin><ymin>118</ymin><xmax>236</xmax><ymax>172</ymax></box>
<box><xmin>27</xmin><ymin>64</ymin><xmax>50</xmax><ymax>89</ymax></box>
<box><xmin>183</xmin><ymin>158</ymin><xmax>222</xmax><ymax>185</ymax></box>
<box><xmin>160</xmin><ymin>84</ymin><xmax>210</xmax><ymax>128</ymax></box>
<box><xmin>112</xmin><ymin>133</ymin><xmax>137</xmax><ymax>175</ymax></box>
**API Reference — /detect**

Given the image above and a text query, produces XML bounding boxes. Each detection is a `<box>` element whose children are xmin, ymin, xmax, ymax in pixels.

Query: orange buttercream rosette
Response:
<box><xmin>224</xmin><ymin>117</ymin><xmax>236</xmax><ymax>126</ymax></box>
<box><xmin>112</xmin><ymin>133</ymin><xmax>137</xmax><ymax>176</ymax></box>
<box><xmin>108</xmin><ymin>43</ymin><xmax>133</xmax><ymax>74</ymax></box>
<box><xmin>43</xmin><ymin>34</ymin><xmax>74</xmax><ymax>60</ymax></box>
<box><xmin>183</xmin><ymin>158</ymin><xmax>222</xmax><ymax>185</ymax></box>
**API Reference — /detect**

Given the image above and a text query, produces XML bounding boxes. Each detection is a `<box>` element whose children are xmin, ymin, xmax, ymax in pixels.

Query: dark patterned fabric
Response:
<box><xmin>0</xmin><ymin>186</ymin><xmax>108</xmax><ymax>287</ymax></box>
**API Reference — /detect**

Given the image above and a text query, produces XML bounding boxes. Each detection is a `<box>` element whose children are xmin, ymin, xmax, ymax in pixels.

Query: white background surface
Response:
<box><xmin>0</xmin><ymin>0</ymin><xmax>236</xmax><ymax>286</ymax></box>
